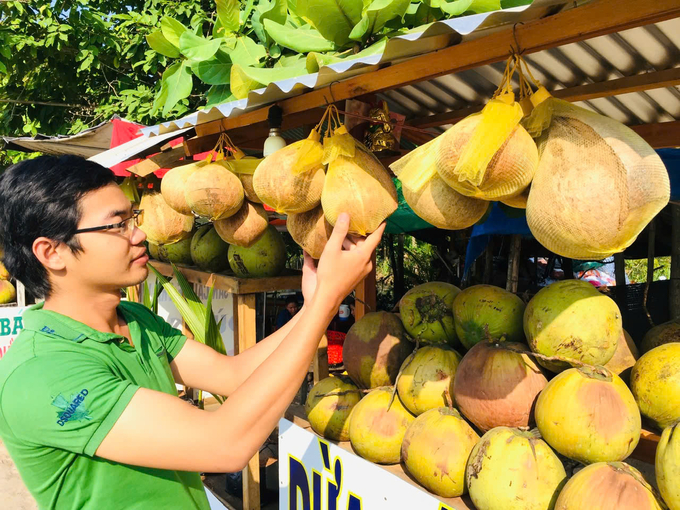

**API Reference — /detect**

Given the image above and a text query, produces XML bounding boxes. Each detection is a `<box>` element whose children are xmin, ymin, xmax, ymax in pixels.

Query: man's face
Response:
<box><xmin>58</xmin><ymin>183</ymin><xmax>149</xmax><ymax>293</ymax></box>
<box><xmin>286</xmin><ymin>302</ymin><xmax>298</xmax><ymax>315</ymax></box>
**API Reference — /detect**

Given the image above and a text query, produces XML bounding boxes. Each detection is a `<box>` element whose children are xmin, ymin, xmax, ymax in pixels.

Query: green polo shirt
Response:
<box><xmin>0</xmin><ymin>301</ymin><xmax>211</xmax><ymax>510</ymax></box>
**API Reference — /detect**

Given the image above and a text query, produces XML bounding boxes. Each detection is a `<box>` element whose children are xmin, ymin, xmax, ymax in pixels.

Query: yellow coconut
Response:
<box><xmin>630</xmin><ymin>343</ymin><xmax>680</xmax><ymax>430</ymax></box>
<box><xmin>287</xmin><ymin>205</ymin><xmax>333</xmax><ymax>259</ymax></box>
<box><xmin>0</xmin><ymin>279</ymin><xmax>16</xmax><ymax>304</ymax></box>
<box><xmin>161</xmin><ymin>160</ymin><xmax>206</xmax><ymax>215</ymax></box>
<box><xmin>305</xmin><ymin>375</ymin><xmax>362</xmax><ymax>442</ymax></box>
<box><xmin>214</xmin><ymin>201</ymin><xmax>269</xmax><ymax>248</ymax></box>
<box><xmin>184</xmin><ymin>161</ymin><xmax>244</xmax><ymax>220</ymax></box>
<box><xmin>252</xmin><ymin>138</ymin><xmax>325</xmax><ymax>214</ymax></box>
<box><xmin>435</xmin><ymin>115</ymin><xmax>538</xmax><ymax>201</ymax></box>
<box><xmin>0</xmin><ymin>261</ymin><xmax>9</xmax><ymax>280</ymax></box>
<box><xmin>322</xmin><ymin>143</ymin><xmax>398</xmax><ymax>236</ymax></box>
<box><xmin>603</xmin><ymin>329</ymin><xmax>639</xmax><ymax>385</ymax></box>
<box><xmin>535</xmin><ymin>366</ymin><xmax>641</xmax><ymax>464</ymax></box>
<box><xmin>656</xmin><ymin>421</ymin><xmax>680</xmax><ymax>510</ymax></box>
<box><xmin>138</xmin><ymin>192</ymin><xmax>194</xmax><ymax>245</ymax></box>
<box><xmin>555</xmin><ymin>462</ymin><xmax>663</xmax><ymax>510</ymax></box>
<box><xmin>401</xmin><ymin>407</ymin><xmax>479</xmax><ymax>497</ymax></box>
<box><xmin>500</xmin><ymin>184</ymin><xmax>531</xmax><ymax>209</ymax></box>
<box><xmin>466</xmin><ymin>427</ymin><xmax>567</xmax><ymax>510</ymax></box>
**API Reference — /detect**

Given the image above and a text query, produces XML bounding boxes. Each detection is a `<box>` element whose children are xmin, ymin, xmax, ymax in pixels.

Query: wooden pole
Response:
<box><xmin>614</xmin><ymin>252</ymin><xmax>627</xmax><ymax>311</ymax></box>
<box><xmin>671</xmin><ymin>205</ymin><xmax>680</xmax><ymax>320</ymax></box>
<box><xmin>643</xmin><ymin>220</ymin><xmax>656</xmax><ymax>327</ymax></box>
<box><xmin>312</xmin><ymin>334</ymin><xmax>329</xmax><ymax>384</ymax></box>
<box><xmin>483</xmin><ymin>241</ymin><xmax>493</xmax><ymax>285</ymax></box>
<box><xmin>506</xmin><ymin>235</ymin><xmax>521</xmax><ymax>293</ymax></box>
<box><xmin>15</xmin><ymin>281</ymin><xmax>26</xmax><ymax>307</ymax></box>
<box><xmin>355</xmin><ymin>251</ymin><xmax>377</xmax><ymax>321</ymax></box>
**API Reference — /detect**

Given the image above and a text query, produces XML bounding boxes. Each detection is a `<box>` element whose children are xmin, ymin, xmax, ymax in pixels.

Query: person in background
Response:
<box><xmin>276</xmin><ymin>295</ymin><xmax>299</xmax><ymax>330</ymax></box>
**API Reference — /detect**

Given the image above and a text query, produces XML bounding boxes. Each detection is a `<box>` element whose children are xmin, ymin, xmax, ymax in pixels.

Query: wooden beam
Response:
<box><xmin>409</xmin><ymin>67</ymin><xmax>680</xmax><ymax>129</ymax></box>
<box><xmin>631</xmin><ymin>120</ymin><xmax>680</xmax><ymax>149</ymax></box>
<box><xmin>214</xmin><ymin>0</ymin><xmax>680</xmax><ymax>135</ymax></box>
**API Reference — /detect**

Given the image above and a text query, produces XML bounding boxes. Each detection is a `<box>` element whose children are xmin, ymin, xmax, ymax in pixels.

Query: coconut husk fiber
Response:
<box><xmin>287</xmin><ymin>205</ymin><xmax>333</xmax><ymax>259</ymax></box>
<box><xmin>214</xmin><ymin>201</ymin><xmax>269</xmax><ymax>248</ymax></box>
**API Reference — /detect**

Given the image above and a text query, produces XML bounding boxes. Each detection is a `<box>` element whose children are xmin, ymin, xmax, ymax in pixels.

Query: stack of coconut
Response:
<box><xmin>0</xmin><ymin>248</ymin><xmax>16</xmax><ymax>305</ymax></box>
<box><xmin>305</xmin><ymin>280</ymin><xmax>680</xmax><ymax>510</ymax></box>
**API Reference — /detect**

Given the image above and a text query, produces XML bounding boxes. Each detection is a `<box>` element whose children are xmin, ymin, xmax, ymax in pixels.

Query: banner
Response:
<box><xmin>0</xmin><ymin>306</ymin><xmax>27</xmax><ymax>360</ymax></box>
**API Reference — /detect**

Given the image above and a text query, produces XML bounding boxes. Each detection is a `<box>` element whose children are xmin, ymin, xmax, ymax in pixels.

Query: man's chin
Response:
<box><xmin>125</xmin><ymin>266</ymin><xmax>150</xmax><ymax>287</ymax></box>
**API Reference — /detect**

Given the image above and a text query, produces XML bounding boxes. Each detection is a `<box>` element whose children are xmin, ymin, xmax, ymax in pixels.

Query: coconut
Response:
<box><xmin>239</xmin><ymin>174</ymin><xmax>262</xmax><ymax>204</ymax></box>
<box><xmin>158</xmin><ymin>234</ymin><xmax>194</xmax><ymax>265</ymax></box>
<box><xmin>500</xmin><ymin>185</ymin><xmax>530</xmax><ymax>209</ymax></box>
<box><xmin>190</xmin><ymin>225</ymin><xmax>230</xmax><ymax>273</ymax></box>
<box><xmin>401</xmin><ymin>408</ymin><xmax>479</xmax><ymax>497</ymax></box>
<box><xmin>228</xmin><ymin>225</ymin><xmax>286</xmax><ymax>278</ymax></box>
<box><xmin>287</xmin><ymin>206</ymin><xmax>333</xmax><ymax>259</ymax></box>
<box><xmin>252</xmin><ymin>138</ymin><xmax>325</xmax><ymax>214</ymax></box>
<box><xmin>0</xmin><ymin>261</ymin><xmax>9</xmax><ymax>280</ymax></box>
<box><xmin>322</xmin><ymin>143</ymin><xmax>398</xmax><ymax>236</ymax></box>
<box><xmin>452</xmin><ymin>284</ymin><xmax>526</xmax><ymax>350</ymax></box>
<box><xmin>554</xmin><ymin>462</ymin><xmax>663</xmax><ymax>510</ymax></box>
<box><xmin>630</xmin><ymin>343</ymin><xmax>680</xmax><ymax>430</ymax></box>
<box><xmin>535</xmin><ymin>366</ymin><xmax>641</xmax><ymax>464</ymax></box>
<box><xmin>343</xmin><ymin>311</ymin><xmax>413</xmax><ymax>389</ymax></box>
<box><xmin>524</xmin><ymin>279</ymin><xmax>622</xmax><ymax>372</ymax></box>
<box><xmin>305</xmin><ymin>376</ymin><xmax>362</xmax><ymax>442</ymax></box>
<box><xmin>161</xmin><ymin>160</ymin><xmax>206</xmax><ymax>215</ymax></box>
<box><xmin>466</xmin><ymin>427</ymin><xmax>567</xmax><ymax>510</ymax></box>
<box><xmin>147</xmin><ymin>242</ymin><xmax>162</xmax><ymax>261</ymax></box>
<box><xmin>656</xmin><ymin>421</ymin><xmax>680</xmax><ymax>510</ymax></box>
<box><xmin>349</xmin><ymin>388</ymin><xmax>415</xmax><ymax>464</ymax></box>
<box><xmin>185</xmin><ymin>162</ymin><xmax>244</xmax><ymax>220</ymax></box>
<box><xmin>399</xmin><ymin>282</ymin><xmax>461</xmax><ymax>347</ymax></box>
<box><xmin>0</xmin><ymin>280</ymin><xmax>16</xmax><ymax>304</ymax></box>
<box><xmin>138</xmin><ymin>192</ymin><xmax>194</xmax><ymax>246</ymax></box>
<box><xmin>604</xmin><ymin>329</ymin><xmax>639</xmax><ymax>385</ymax></box>
<box><xmin>214</xmin><ymin>201</ymin><xmax>269</xmax><ymax>248</ymax></box>
<box><xmin>435</xmin><ymin>115</ymin><xmax>538</xmax><ymax>201</ymax></box>
<box><xmin>231</xmin><ymin>157</ymin><xmax>263</xmax><ymax>204</ymax></box>
<box><xmin>396</xmin><ymin>345</ymin><xmax>462</xmax><ymax>416</ymax></box>
<box><xmin>454</xmin><ymin>341</ymin><xmax>548</xmax><ymax>431</ymax></box>
<box><xmin>641</xmin><ymin>319</ymin><xmax>680</xmax><ymax>354</ymax></box>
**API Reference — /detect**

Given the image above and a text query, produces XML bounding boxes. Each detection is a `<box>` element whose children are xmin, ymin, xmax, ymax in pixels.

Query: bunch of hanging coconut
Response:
<box><xmin>139</xmin><ymin>191</ymin><xmax>194</xmax><ymax>246</ymax></box>
<box><xmin>184</xmin><ymin>160</ymin><xmax>244</xmax><ymax>221</ymax></box>
<box><xmin>161</xmin><ymin>159</ymin><xmax>208</xmax><ymax>215</ymax></box>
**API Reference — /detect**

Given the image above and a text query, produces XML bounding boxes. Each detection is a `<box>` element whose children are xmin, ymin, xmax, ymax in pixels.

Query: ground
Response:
<box><xmin>0</xmin><ymin>439</ymin><xmax>37</xmax><ymax>510</ymax></box>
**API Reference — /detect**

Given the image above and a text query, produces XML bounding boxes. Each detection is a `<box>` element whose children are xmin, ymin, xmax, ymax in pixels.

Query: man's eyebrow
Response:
<box><xmin>104</xmin><ymin>208</ymin><xmax>132</xmax><ymax>220</ymax></box>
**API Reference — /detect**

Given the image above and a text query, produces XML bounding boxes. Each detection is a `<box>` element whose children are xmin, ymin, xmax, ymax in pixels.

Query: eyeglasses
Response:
<box><xmin>74</xmin><ymin>210</ymin><xmax>143</xmax><ymax>237</ymax></box>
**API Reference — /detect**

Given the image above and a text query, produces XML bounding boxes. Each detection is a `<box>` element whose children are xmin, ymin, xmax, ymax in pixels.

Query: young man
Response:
<box><xmin>0</xmin><ymin>155</ymin><xmax>384</xmax><ymax>509</ymax></box>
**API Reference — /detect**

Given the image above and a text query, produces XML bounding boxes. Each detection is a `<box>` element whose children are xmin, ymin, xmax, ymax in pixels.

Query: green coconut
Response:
<box><xmin>452</xmin><ymin>284</ymin><xmax>526</xmax><ymax>350</ymax></box>
<box><xmin>641</xmin><ymin>319</ymin><xmax>680</xmax><ymax>354</ymax></box>
<box><xmin>0</xmin><ymin>280</ymin><xmax>16</xmax><ymax>304</ymax></box>
<box><xmin>399</xmin><ymin>282</ymin><xmax>461</xmax><ymax>348</ymax></box>
<box><xmin>343</xmin><ymin>312</ymin><xmax>413</xmax><ymax>389</ymax></box>
<box><xmin>401</xmin><ymin>408</ymin><xmax>479</xmax><ymax>497</ymax></box>
<box><xmin>630</xmin><ymin>343</ymin><xmax>680</xmax><ymax>430</ymax></box>
<box><xmin>228</xmin><ymin>225</ymin><xmax>286</xmax><ymax>278</ymax></box>
<box><xmin>305</xmin><ymin>376</ymin><xmax>362</xmax><ymax>442</ymax></box>
<box><xmin>190</xmin><ymin>224</ymin><xmax>230</xmax><ymax>273</ymax></box>
<box><xmin>147</xmin><ymin>242</ymin><xmax>162</xmax><ymax>261</ymax></box>
<box><xmin>656</xmin><ymin>421</ymin><xmax>680</xmax><ymax>510</ymax></box>
<box><xmin>158</xmin><ymin>234</ymin><xmax>194</xmax><ymax>265</ymax></box>
<box><xmin>524</xmin><ymin>279</ymin><xmax>622</xmax><ymax>372</ymax></box>
<box><xmin>396</xmin><ymin>345</ymin><xmax>462</xmax><ymax>416</ymax></box>
<box><xmin>349</xmin><ymin>388</ymin><xmax>415</xmax><ymax>464</ymax></box>
<box><xmin>466</xmin><ymin>427</ymin><xmax>567</xmax><ymax>510</ymax></box>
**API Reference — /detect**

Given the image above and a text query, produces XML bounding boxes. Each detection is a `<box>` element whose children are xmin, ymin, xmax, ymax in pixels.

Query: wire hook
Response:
<box><xmin>512</xmin><ymin>22</ymin><xmax>525</xmax><ymax>55</ymax></box>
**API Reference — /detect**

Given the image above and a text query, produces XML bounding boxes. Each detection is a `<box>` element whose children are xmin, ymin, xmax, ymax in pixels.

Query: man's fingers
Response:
<box><xmin>326</xmin><ymin>213</ymin><xmax>350</xmax><ymax>251</ymax></box>
<box><xmin>342</xmin><ymin>238</ymin><xmax>357</xmax><ymax>251</ymax></box>
<box><xmin>363</xmin><ymin>222</ymin><xmax>387</xmax><ymax>252</ymax></box>
<box><xmin>302</xmin><ymin>251</ymin><xmax>316</xmax><ymax>270</ymax></box>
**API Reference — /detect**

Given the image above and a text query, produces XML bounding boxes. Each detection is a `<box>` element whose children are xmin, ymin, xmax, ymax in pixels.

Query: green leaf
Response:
<box><xmin>251</xmin><ymin>0</ymin><xmax>288</xmax><ymax>43</ymax></box>
<box><xmin>206</xmin><ymin>85</ymin><xmax>235</xmax><ymax>108</ymax></box>
<box><xmin>440</xmin><ymin>0</ymin><xmax>500</xmax><ymax>15</ymax></box>
<box><xmin>216</xmin><ymin>0</ymin><xmax>240</xmax><ymax>32</ymax></box>
<box><xmin>0</xmin><ymin>61</ymin><xmax>7</xmax><ymax>75</ymax></box>
<box><xmin>264</xmin><ymin>19</ymin><xmax>337</xmax><ymax>53</ymax></box>
<box><xmin>146</xmin><ymin>30</ymin><xmax>180</xmax><ymax>58</ymax></box>
<box><xmin>295</xmin><ymin>0</ymin><xmax>363</xmax><ymax>46</ymax></box>
<box><xmin>179</xmin><ymin>31</ymin><xmax>222</xmax><ymax>61</ymax></box>
<box><xmin>350</xmin><ymin>0</ymin><xmax>411</xmax><ymax>41</ymax></box>
<box><xmin>228</xmin><ymin>36</ymin><xmax>267</xmax><ymax>67</ymax></box>
<box><xmin>162</xmin><ymin>61</ymin><xmax>193</xmax><ymax>116</ymax></box>
<box><xmin>269</xmin><ymin>43</ymin><xmax>282</xmax><ymax>59</ymax></box>
<box><xmin>276</xmin><ymin>53</ymin><xmax>307</xmax><ymax>68</ymax></box>
<box><xmin>230</xmin><ymin>64</ymin><xmax>307</xmax><ymax>99</ymax></box>
<box><xmin>191</xmin><ymin>51</ymin><xmax>232</xmax><ymax>84</ymax></box>
<box><xmin>161</xmin><ymin>17</ymin><xmax>188</xmax><ymax>48</ymax></box>
<box><xmin>501</xmin><ymin>0</ymin><xmax>532</xmax><ymax>7</ymax></box>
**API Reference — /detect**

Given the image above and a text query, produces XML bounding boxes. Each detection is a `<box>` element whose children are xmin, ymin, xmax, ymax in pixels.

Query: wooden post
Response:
<box><xmin>506</xmin><ymin>235</ymin><xmax>521</xmax><ymax>293</ymax></box>
<box><xmin>671</xmin><ymin>205</ymin><xmax>680</xmax><ymax>319</ymax></box>
<box><xmin>483</xmin><ymin>241</ymin><xmax>493</xmax><ymax>284</ymax></box>
<box><xmin>614</xmin><ymin>252</ymin><xmax>627</xmax><ymax>311</ymax></box>
<box><xmin>233</xmin><ymin>293</ymin><xmax>260</xmax><ymax>510</ymax></box>
<box><xmin>355</xmin><ymin>251</ymin><xmax>377</xmax><ymax>321</ymax></box>
<box><xmin>313</xmin><ymin>334</ymin><xmax>329</xmax><ymax>384</ymax></box>
<box><xmin>15</xmin><ymin>281</ymin><xmax>26</xmax><ymax>307</ymax></box>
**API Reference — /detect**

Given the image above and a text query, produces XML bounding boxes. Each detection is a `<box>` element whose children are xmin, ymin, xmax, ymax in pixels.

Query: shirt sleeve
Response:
<box><xmin>0</xmin><ymin>354</ymin><xmax>139</xmax><ymax>457</ymax></box>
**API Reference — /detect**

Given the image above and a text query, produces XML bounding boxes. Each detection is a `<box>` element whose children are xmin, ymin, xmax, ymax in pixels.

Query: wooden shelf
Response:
<box><xmin>149</xmin><ymin>261</ymin><xmax>302</xmax><ymax>294</ymax></box>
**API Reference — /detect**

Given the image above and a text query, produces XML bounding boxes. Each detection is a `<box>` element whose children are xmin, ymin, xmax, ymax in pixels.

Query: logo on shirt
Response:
<box><xmin>52</xmin><ymin>389</ymin><xmax>92</xmax><ymax>427</ymax></box>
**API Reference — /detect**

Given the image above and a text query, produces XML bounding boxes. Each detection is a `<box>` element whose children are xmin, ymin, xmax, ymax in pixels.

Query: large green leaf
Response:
<box><xmin>404</xmin><ymin>2</ymin><xmax>443</xmax><ymax>26</ymax></box>
<box><xmin>439</xmin><ymin>0</ymin><xmax>500</xmax><ymax>15</ymax></box>
<box><xmin>264</xmin><ymin>19</ymin><xmax>336</xmax><ymax>53</ymax></box>
<box><xmin>350</xmin><ymin>0</ymin><xmax>411</xmax><ymax>40</ymax></box>
<box><xmin>251</xmin><ymin>0</ymin><xmax>288</xmax><ymax>43</ymax></box>
<box><xmin>160</xmin><ymin>16</ymin><xmax>188</xmax><ymax>48</ymax></box>
<box><xmin>146</xmin><ymin>30</ymin><xmax>180</xmax><ymax>58</ymax></box>
<box><xmin>230</xmin><ymin>64</ymin><xmax>308</xmax><ymax>99</ymax></box>
<box><xmin>205</xmin><ymin>85</ymin><xmax>235</xmax><ymax>107</ymax></box>
<box><xmin>191</xmin><ymin>50</ymin><xmax>232</xmax><ymax>84</ymax></box>
<box><xmin>179</xmin><ymin>31</ymin><xmax>222</xmax><ymax>61</ymax></box>
<box><xmin>228</xmin><ymin>35</ymin><xmax>267</xmax><ymax>67</ymax></box>
<box><xmin>275</xmin><ymin>53</ymin><xmax>308</xmax><ymax>68</ymax></box>
<box><xmin>295</xmin><ymin>0</ymin><xmax>363</xmax><ymax>46</ymax></box>
<box><xmin>306</xmin><ymin>36</ymin><xmax>386</xmax><ymax>73</ymax></box>
<box><xmin>216</xmin><ymin>0</ymin><xmax>240</xmax><ymax>32</ymax></box>
<box><xmin>162</xmin><ymin>61</ymin><xmax>193</xmax><ymax>116</ymax></box>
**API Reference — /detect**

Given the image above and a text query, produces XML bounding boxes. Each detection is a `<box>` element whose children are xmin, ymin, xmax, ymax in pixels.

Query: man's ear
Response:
<box><xmin>32</xmin><ymin>237</ymin><xmax>67</xmax><ymax>271</ymax></box>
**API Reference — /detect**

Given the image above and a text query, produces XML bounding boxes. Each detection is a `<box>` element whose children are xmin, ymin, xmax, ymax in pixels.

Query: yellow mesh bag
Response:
<box><xmin>231</xmin><ymin>157</ymin><xmax>263</xmax><ymax>204</ymax></box>
<box><xmin>526</xmin><ymin>99</ymin><xmax>670</xmax><ymax>259</ymax></box>
<box><xmin>184</xmin><ymin>162</ymin><xmax>245</xmax><ymax>221</ymax></box>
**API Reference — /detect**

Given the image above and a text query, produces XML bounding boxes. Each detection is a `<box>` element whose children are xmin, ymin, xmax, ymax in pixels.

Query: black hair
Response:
<box><xmin>285</xmin><ymin>295</ymin><xmax>298</xmax><ymax>305</ymax></box>
<box><xmin>0</xmin><ymin>155</ymin><xmax>116</xmax><ymax>298</ymax></box>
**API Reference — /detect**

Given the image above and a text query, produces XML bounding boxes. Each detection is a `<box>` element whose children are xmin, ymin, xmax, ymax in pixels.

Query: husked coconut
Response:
<box><xmin>232</xmin><ymin>157</ymin><xmax>263</xmax><ymax>204</ymax></box>
<box><xmin>161</xmin><ymin>160</ymin><xmax>206</xmax><ymax>214</ymax></box>
<box><xmin>603</xmin><ymin>329</ymin><xmax>639</xmax><ymax>384</ymax></box>
<box><xmin>214</xmin><ymin>201</ymin><xmax>269</xmax><ymax>248</ymax></box>
<box><xmin>287</xmin><ymin>205</ymin><xmax>332</xmax><ymax>259</ymax></box>
<box><xmin>185</xmin><ymin>162</ymin><xmax>244</xmax><ymax>220</ymax></box>
<box><xmin>138</xmin><ymin>192</ymin><xmax>194</xmax><ymax>245</ymax></box>
<box><xmin>500</xmin><ymin>184</ymin><xmax>530</xmax><ymax>209</ymax></box>
<box><xmin>322</xmin><ymin>143</ymin><xmax>397</xmax><ymax>236</ymax></box>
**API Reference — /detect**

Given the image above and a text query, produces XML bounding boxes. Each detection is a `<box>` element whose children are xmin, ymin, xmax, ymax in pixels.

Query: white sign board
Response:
<box><xmin>278</xmin><ymin>419</ymin><xmax>454</xmax><ymax>510</ymax></box>
<box><xmin>0</xmin><ymin>306</ymin><xmax>27</xmax><ymax>360</ymax></box>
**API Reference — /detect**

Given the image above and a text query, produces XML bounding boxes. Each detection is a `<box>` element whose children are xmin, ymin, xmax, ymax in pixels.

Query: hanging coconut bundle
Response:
<box><xmin>184</xmin><ymin>160</ymin><xmax>244</xmax><ymax>221</ymax></box>
<box><xmin>390</xmin><ymin>137</ymin><xmax>489</xmax><ymax>230</ymax></box>
<box><xmin>161</xmin><ymin>160</ymin><xmax>208</xmax><ymax>215</ymax></box>
<box><xmin>287</xmin><ymin>205</ymin><xmax>332</xmax><ymax>259</ymax></box>
<box><xmin>138</xmin><ymin>192</ymin><xmax>194</xmax><ymax>245</ymax></box>
<box><xmin>214</xmin><ymin>201</ymin><xmax>269</xmax><ymax>248</ymax></box>
<box><xmin>231</xmin><ymin>157</ymin><xmax>263</xmax><ymax>204</ymax></box>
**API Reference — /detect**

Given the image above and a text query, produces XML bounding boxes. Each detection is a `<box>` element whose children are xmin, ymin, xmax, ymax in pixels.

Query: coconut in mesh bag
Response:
<box><xmin>525</xmin><ymin>98</ymin><xmax>669</xmax><ymax>259</ymax></box>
